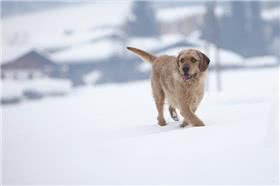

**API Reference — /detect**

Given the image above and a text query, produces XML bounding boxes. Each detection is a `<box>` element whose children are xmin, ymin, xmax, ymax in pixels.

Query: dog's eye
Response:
<box><xmin>191</xmin><ymin>57</ymin><xmax>197</xmax><ymax>63</ymax></box>
<box><xmin>180</xmin><ymin>58</ymin><xmax>184</xmax><ymax>63</ymax></box>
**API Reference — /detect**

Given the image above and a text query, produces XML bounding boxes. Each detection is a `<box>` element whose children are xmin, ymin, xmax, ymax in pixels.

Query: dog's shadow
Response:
<box><xmin>120</xmin><ymin>121</ymin><xmax>192</xmax><ymax>139</ymax></box>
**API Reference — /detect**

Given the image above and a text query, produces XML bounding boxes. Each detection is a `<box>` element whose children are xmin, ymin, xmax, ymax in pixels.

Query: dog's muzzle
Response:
<box><xmin>183</xmin><ymin>74</ymin><xmax>192</xmax><ymax>81</ymax></box>
<box><xmin>183</xmin><ymin>73</ymin><xmax>197</xmax><ymax>81</ymax></box>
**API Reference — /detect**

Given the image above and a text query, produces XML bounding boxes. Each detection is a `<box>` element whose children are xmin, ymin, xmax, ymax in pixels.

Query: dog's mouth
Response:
<box><xmin>183</xmin><ymin>73</ymin><xmax>196</xmax><ymax>81</ymax></box>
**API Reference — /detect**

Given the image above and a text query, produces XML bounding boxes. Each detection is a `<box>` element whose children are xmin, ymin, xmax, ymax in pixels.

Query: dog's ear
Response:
<box><xmin>198</xmin><ymin>51</ymin><xmax>210</xmax><ymax>72</ymax></box>
<box><xmin>176</xmin><ymin>53</ymin><xmax>182</xmax><ymax>67</ymax></box>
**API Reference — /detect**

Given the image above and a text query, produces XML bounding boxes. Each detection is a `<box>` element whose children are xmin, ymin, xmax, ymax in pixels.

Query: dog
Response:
<box><xmin>127</xmin><ymin>47</ymin><xmax>210</xmax><ymax>127</ymax></box>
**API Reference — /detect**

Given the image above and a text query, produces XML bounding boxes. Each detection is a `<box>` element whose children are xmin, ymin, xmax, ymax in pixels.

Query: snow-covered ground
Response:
<box><xmin>2</xmin><ymin>67</ymin><xmax>279</xmax><ymax>184</ymax></box>
<box><xmin>1</xmin><ymin>78</ymin><xmax>72</xmax><ymax>100</ymax></box>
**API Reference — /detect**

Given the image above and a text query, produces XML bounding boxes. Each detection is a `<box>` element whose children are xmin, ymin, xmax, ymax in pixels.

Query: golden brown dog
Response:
<box><xmin>127</xmin><ymin>47</ymin><xmax>210</xmax><ymax>127</ymax></box>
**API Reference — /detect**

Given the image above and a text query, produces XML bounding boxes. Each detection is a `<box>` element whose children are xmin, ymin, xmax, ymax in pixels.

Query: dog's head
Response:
<box><xmin>176</xmin><ymin>49</ymin><xmax>210</xmax><ymax>81</ymax></box>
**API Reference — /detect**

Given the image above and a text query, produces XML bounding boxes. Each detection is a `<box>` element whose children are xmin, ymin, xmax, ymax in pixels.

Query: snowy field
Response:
<box><xmin>1</xmin><ymin>78</ymin><xmax>72</xmax><ymax>100</ymax></box>
<box><xmin>1</xmin><ymin>1</ymin><xmax>280</xmax><ymax>184</ymax></box>
<box><xmin>2</xmin><ymin>67</ymin><xmax>279</xmax><ymax>184</ymax></box>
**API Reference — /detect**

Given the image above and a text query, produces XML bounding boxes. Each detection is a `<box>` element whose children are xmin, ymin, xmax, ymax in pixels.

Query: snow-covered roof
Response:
<box><xmin>156</xmin><ymin>5</ymin><xmax>226</xmax><ymax>23</ymax></box>
<box><xmin>128</xmin><ymin>34</ymin><xmax>193</xmax><ymax>52</ymax></box>
<box><xmin>156</xmin><ymin>5</ymin><xmax>206</xmax><ymax>22</ymax></box>
<box><xmin>51</xmin><ymin>38</ymin><xmax>124</xmax><ymax>63</ymax></box>
<box><xmin>83</xmin><ymin>71</ymin><xmax>101</xmax><ymax>85</ymax></box>
<box><xmin>2</xmin><ymin>50</ymin><xmax>56</xmax><ymax>70</ymax></box>
<box><xmin>244</xmin><ymin>56</ymin><xmax>279</xmax><ymax>67</ymax></box>
<box><xmin>261</xmin><ymin>6</ymin><xmax>280</xmax><ymax>21</ymax></box>
<box><xmin>2</xmin><ymin>1</ymin><xmax>132</xmax><ymax>63</ymax></box>
<box><xmin>1</xmin><ymin>47</ymin><xmax>32</xmax><ymax>64</ymax></box>
<box><xmin>51</xmin><ymin>33</ymin><xmax>192</xmax><ymax>64</ymax></box>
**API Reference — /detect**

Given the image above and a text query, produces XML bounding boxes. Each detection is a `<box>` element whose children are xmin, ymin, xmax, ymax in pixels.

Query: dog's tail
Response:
<box><xmin>126</xmin><ymin>46</ymin><xmax>156</xmax><ymax>64</ymax></box>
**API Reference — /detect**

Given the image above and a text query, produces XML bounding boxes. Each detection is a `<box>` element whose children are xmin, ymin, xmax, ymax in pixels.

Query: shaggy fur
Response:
<box><xmin>127</xmin><ymin>47</ymin><xmax>210</xmax><ymax>127</ymax></box>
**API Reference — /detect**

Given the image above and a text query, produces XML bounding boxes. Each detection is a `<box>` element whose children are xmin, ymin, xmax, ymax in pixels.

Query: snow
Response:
<box><xmin>83</xmin><ymin>71</ymin><xmax>101</xmax><ymax>85</ymax></box>
<box><xmin>262</xmin><ymin>6</ymin><xmax>280</xmax><ymax>21</ymax></box>
<box><xmin>51</xmin><ymin>39</ymin><xmax>124</xmax><ymax>63</ymax></box>
<box><xmin>128</xmin><ymin>34</ymin><xmax>187</xmax><ymax>52</ymax></box>
<box><xmin>157</xmin><ymin>4</ymin><xmax>278</xmax><ymax>23</ymax></box>
<box><xmin>2</xmin><ymin>1</ymin><xmax>130</xmax><ymax>36</ymax></box>
<box><xmin>1</xmin><ymin>1</ymin><xmax>131</xmax><ymax>63</ymax></box>
<box><xmin>244</xmin><ymin>56</ymin><xmax>279</xmax><ymax>67</ymax></box>
<box><xmin>157</xmin><ymin>5</ymin><xmax>227</xmax><ymax>23</ymax></box>
<box><xmin>2</xmin><ymin>67</ymin><xmax>279</xmax><ymax>184</ymax></box>
<box><xmin>1</xmin><ymin>78</ymin><xmax>72</xmax><ymax>99</ymax></box>
<box><xmin>138</xmin><ymin>62</ymin><xmax>151</xmax><ymax>73</ymax></box>
<box><xmin>1</xmin><ymin>46</ymin><xmax>31</xmax><ymax>64</ymax></box>
<box><xmin>128</xmin><ymin>37</ymin><xmax>161</xmax><ymax>51</ymax></box>
<box><xmin>157</xmin><ymin>5</ymin><xmax>206</xmax><ymax>22</ymax></box>
<box><xmin>205</xmin><ymin>46</ymin><xmax>244</xmax><ymax>66</ymax></box>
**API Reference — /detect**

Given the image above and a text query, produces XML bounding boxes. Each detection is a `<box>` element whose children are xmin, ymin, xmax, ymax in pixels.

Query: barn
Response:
<box><xmin>1</xmin><ymin>50</ymin><xmax>60</xmax><ymax>80</ymax></box>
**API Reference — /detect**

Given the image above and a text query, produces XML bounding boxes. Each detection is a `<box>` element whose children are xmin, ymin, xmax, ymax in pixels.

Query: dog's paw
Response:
<box><xmin>158</xmin><ymin>119</ymin><xmax>167</xmax><ymax>126</ymax></box>
<box><xmin>180</xmin><ymin>121</ymin><xmax>189</xmax><ymax>128</ymax></box>
<box><xmin>158</xmin><ymin>121</ymin><xmax>167</xmax><ymax>126</ymax></box>
<box><xmin>193</xmin><ymin>122</ymin><xmax>205</xmax><ymax>127</ymax></box>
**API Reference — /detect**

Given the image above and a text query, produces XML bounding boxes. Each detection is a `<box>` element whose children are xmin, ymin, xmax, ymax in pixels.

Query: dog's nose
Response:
<box><xmin>183</xmin><ymin>65</ymin><xmax>189</xmax><ymax>73</ymax></box>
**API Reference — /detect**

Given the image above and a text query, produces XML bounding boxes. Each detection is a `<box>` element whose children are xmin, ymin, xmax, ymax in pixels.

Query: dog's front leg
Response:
<box><xmin>179</xmin><ymin>106</ymin><xmax>205</xmax><ymax>127</ymax></box>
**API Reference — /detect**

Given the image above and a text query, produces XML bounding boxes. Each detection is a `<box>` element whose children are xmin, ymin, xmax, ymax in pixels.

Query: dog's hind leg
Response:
<box><xmin>169</xmin><ymin>106</ymin><xmax>179</xmax><ymax>121</ymax></box>
<box><xmin>152</xmin><ymin>80</ymin><xmax>166</xmax><ymax>126</ymax></box>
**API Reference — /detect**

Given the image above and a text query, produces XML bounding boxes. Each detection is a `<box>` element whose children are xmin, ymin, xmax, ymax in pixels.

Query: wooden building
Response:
<box><xmin>1</xmin><ymin>50</ymin><xmax>58</xmax><ymax>80</ymax></box>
